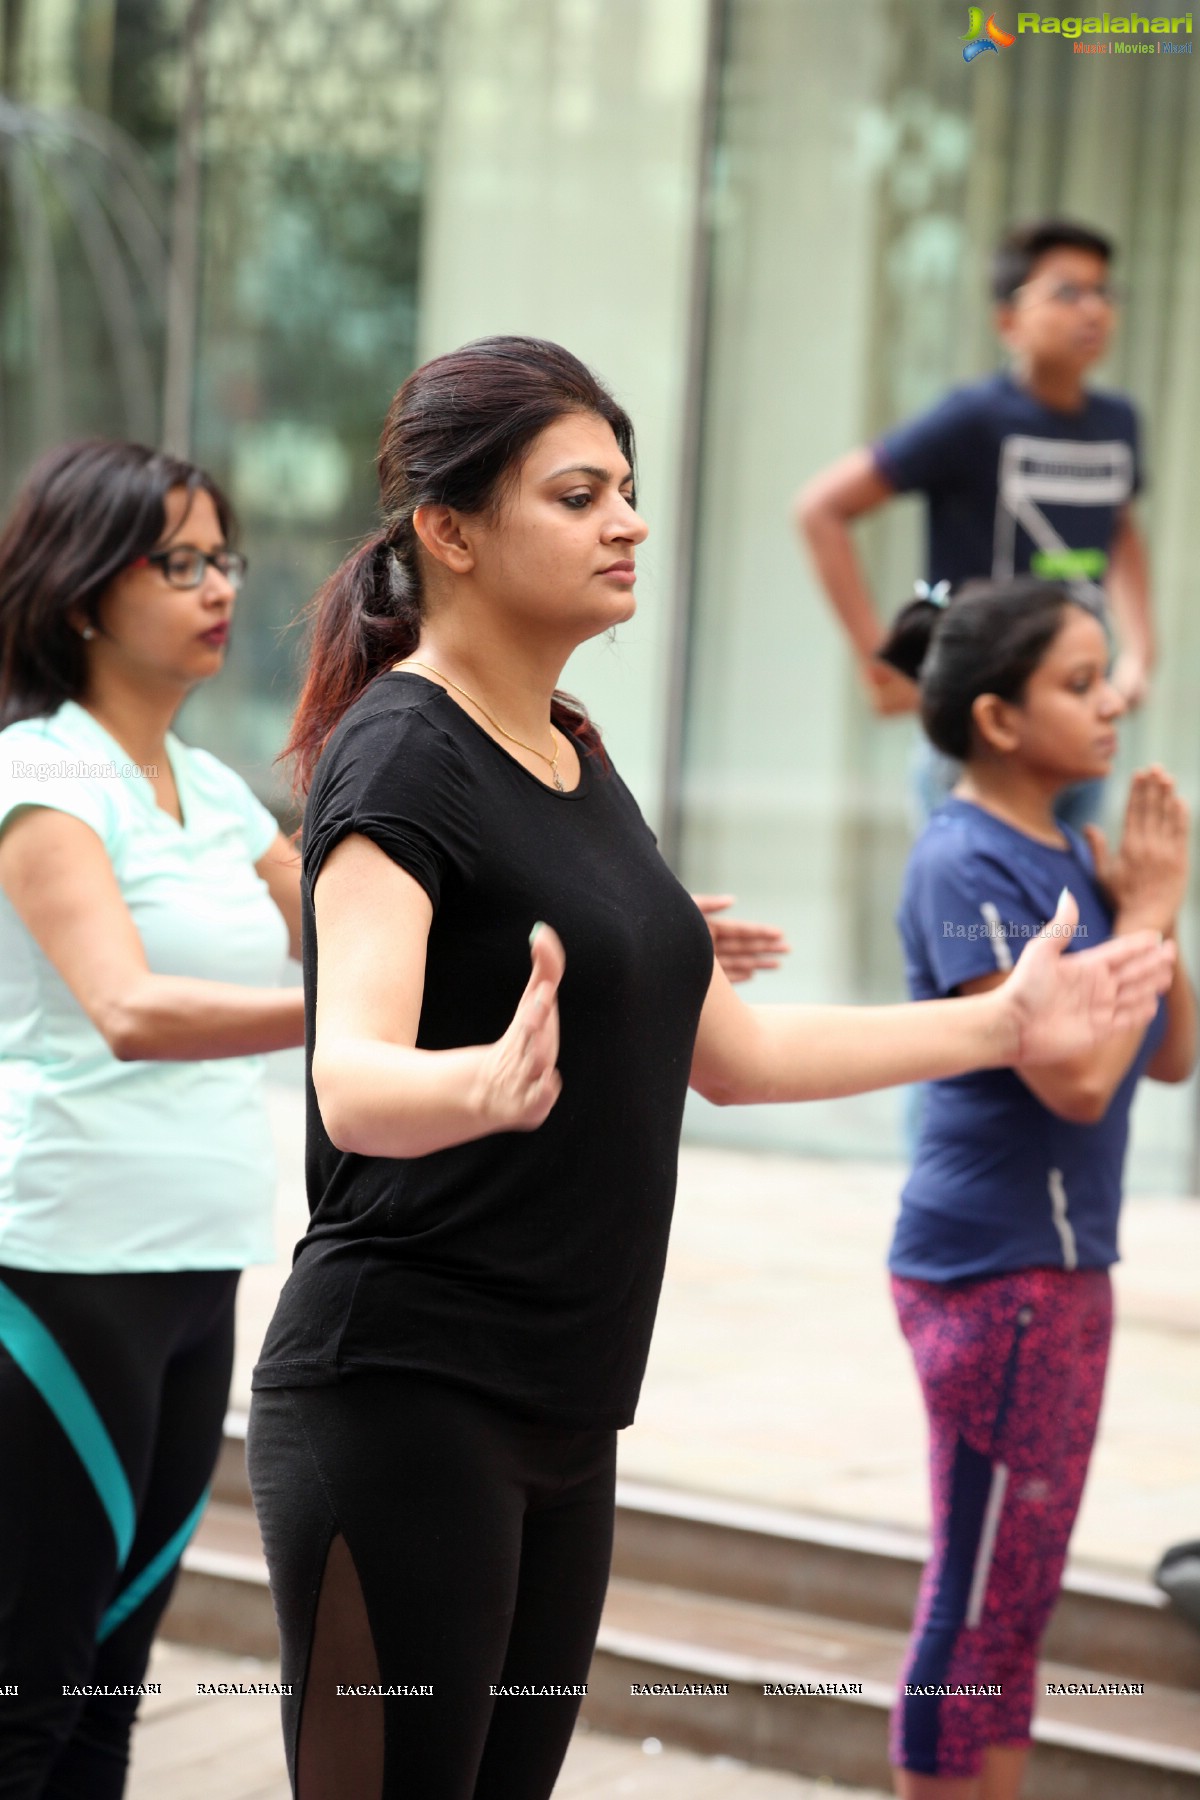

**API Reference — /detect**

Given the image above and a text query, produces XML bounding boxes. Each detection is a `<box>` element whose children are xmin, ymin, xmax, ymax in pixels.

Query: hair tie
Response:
<box><xmin>914</xmin><ymin>579</ymin><xmax>951</xmax><ymax>609</ymax></box>
<box><xmin>386</xmin><ymin>545</ymin><xmax>409</xmax><ymax>603</ymax></box>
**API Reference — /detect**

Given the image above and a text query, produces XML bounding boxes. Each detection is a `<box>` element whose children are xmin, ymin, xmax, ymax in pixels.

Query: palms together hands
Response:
<box><xmin>1082</xmin><ymin>767</ymin><xmax>1189</xmax><ymax>934</ymax></box>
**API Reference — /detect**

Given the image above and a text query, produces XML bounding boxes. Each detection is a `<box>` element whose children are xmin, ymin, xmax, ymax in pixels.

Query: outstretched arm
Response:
<box><xmin>961</xmin><ymin>939</ymin><xmax>1194</xmax><ymax>1119</ymax></box>
<box><xmin>689</xmin><ymin>890</ymin><xmax>1173</xmax><ymax>1106</ymax></box>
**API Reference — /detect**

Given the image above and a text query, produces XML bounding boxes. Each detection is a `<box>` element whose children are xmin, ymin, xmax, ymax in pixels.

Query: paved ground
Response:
<box><xmin>236</xmin><ymin>1084</ymin><xmax>1200</xmax><ymax>1578</ymax></box>
<box><xmin>128</xmin><ymin>1644</ymin><xmax>890</xmax><ymax>1799</ymax></box>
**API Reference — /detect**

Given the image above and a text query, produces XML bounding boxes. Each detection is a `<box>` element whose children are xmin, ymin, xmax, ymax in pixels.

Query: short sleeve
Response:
<box><xmin>913</xmin><ymin>847</ymin><xmax>1058</xmax><ymax>996</ymax></box>
<box><xmin>186</xmin><ymin>746</ymin><xmax>281</xmax><ymax>861</ymax></box>
<box><xmin>303</xmin><ymin>704</ymin><xmax>478</xmax><ymax>910</ymax></box>
<box><xmin>0</xmin><ymin>724</ymin><xmax>113</xmax><ymax>846</ymax></box>
<box><xmin>873</xmin><ymin>388</ymin><xmax>984</xmax><ymax>497</ymax></box>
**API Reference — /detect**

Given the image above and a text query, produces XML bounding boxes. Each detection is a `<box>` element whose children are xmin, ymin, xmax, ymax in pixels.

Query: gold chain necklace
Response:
<box><xmin>399</xmin><ymin>660</ymin><xmax>564</xmax><ymax>792</ymax></box>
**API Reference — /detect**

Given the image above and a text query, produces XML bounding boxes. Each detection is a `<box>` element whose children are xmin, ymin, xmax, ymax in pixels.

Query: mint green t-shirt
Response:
<box><xmin>0</xmin><ymin>701</ymin><xmax>289</xmax><ymax>1272</ymax></box>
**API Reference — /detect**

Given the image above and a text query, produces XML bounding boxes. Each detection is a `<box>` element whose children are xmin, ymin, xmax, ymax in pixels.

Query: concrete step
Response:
<box><xmin>592</xmin><ymin>1577</ymin><xmax>1200</xmax><ymax>1800</ymax></box>
<box><xmin>215</xmin><ymin>1414</ymin><xmax>1200</xmax><ymax>1690</ymax></box>
<box><xmin>609</xmin><ymin>1480</ymin><xmax>1200</xmax><ymax>1693</ymax></box>
<box><xmin>162</xmin><ymin>1500</ymin><xmax>278</xmax><ymax>1661</ymax></box>
<box><xmin>165</xmin><ymin>1508</ymin><xmax>1200</xmax><ymax>1799</ymax></box>
<box><xmin>164</xmin><ymin>1424</ymin><xmax>1200</xmax><ymax>1799</ymax></box>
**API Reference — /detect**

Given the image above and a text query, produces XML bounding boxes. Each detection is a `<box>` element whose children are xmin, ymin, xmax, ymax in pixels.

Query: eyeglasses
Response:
<box><xmin>1016</xmin><ymin>280</ymin><xmax>1124</xmax><ymax>309</ymax></box>
<box><xmin>130</xmin><ymin>547</ymin><xmax>248</xmax><ymax>591</ymax></box>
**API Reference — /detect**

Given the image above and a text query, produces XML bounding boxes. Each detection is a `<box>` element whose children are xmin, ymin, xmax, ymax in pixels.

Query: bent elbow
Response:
<box><xmin>1150</xmin><ymin>1050</ymin><xmax>1198</xmax><ymax>1085</ymax></box>
<box><xmin>317</xmin><ymin>1102</ymin><xmax>362</xmax><ymax>1156</ymax></box>
<box><xmin>312</xmin><ymin>1061</ymin><xmax>366</xmax><ymax>1155</ymax></box>
<box><xmin>793</xmin><ymin>485</ymin><xmax>824</xmax><ymax>535</ymax></box>
<box><xmin>1053</xmin><ymin>1086</ymin><xmax>1109</xmax><ymax>1127</ymax></box>
<box><xmin>690</xmin><ymin>1070</ymin><xmax>737</xmax><ymax>1108</ymax></box>
<box><xmin>100</xmin><ymin>999</ymin><xmax>151</xmax><ymax>1063</ymax></box>
<box><xmin>314</xmin><ymin>1093</ymin><xmax>355</xmax><ymax>1155</ymax></box>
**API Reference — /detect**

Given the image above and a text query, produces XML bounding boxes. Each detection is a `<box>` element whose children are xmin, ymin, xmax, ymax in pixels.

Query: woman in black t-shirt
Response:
<box><xmin>246</xmin><ymin>337</ymin><xmax>1172</xmax><ymax>1800</ymax></box>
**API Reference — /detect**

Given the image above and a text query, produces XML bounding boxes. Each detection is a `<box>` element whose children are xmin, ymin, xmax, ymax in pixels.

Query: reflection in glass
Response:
<box><xmin>679</xmin><ymin>0</ymin><xmax>1200</xmax><ymax>1188</ymax></box>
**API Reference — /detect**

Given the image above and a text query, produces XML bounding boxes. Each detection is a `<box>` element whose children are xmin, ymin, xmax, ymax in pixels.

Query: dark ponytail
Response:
<box><xmin>286</xmin><ymin>535</ymin><xmax>420</xmax><ymax>794</ymax></box>
<box><xmin>877</xmin><ymin>576</ymin><xmax>1093</xmax><ymax>762</ymax></box>
<box><xmin>875</xmin><ymin>589</ymin><xmax>946</xmax><ymax>684</ymax></box>
<box><xmin>285</xmin><ymin>335</ymin><xmax>636</xmax><ymax>795</ymax></box>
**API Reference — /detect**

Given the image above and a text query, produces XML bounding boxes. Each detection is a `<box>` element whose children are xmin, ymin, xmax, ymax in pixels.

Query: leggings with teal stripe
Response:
<box><xmin>0</xmin><ymin>1265</ymin><xmax>237</xmax><ymax>1799</ymax></box>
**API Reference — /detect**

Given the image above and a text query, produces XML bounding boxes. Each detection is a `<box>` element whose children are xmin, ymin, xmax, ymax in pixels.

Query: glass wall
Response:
<box><xmin>417</xmin><ymin>0</ymin><xmax>711</xmax><ymax>813</ymax></box>
<box><xmin>0</xmin><ymin>0</ymin><xmax>440</xmax><ymax>814</ymax></box>
<box><xmin>0</xmin><ymin>0</ymin><xmax>707</xmax><ymax>816</ymax></box>
<box><xmin>0</xmin><ymin>0</ymin><xmax>172</xmax><ymax>473</ymax></box>
<box><xmin>3</xmin><ymin>0</ymin><xmax>1198</xmax><ymax>1181</ymax></box>
<box><xmin>678</xmin><ymin>0</ymin><xmax>1200</xmax><ymax>1189</ymax></box>
<box><xmin>169</xmin><ymin>0</ymin><xmax>441</xmax><ymax>803</ymax></box>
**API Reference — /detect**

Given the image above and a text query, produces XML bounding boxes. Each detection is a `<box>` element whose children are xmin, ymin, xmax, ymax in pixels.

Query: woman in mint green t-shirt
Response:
<box><xmin>0</xmin><ymin>440</ymin><xmax>305</xmax><ymax>1797</ymax></box>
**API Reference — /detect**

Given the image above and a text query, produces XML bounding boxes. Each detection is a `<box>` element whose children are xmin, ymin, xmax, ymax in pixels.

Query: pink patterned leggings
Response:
<box><xmin>889</xmin><ymin>1267</ymin><xmax>1112</xmax><ymax>1778</ymax></box>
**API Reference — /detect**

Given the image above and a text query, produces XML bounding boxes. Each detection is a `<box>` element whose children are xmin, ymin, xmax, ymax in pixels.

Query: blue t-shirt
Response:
<box><xmin>890</xmin><ymin>798</ymin><xmax>1165</xmax><ymax>1283</ymax></box>
<box><xmin>873</xmin><ymin>371</ymin><xmax>1141</xmax><ymax>596</ymax></box>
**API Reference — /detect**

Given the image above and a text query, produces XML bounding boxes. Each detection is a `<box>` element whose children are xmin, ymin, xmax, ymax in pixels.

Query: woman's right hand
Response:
<box><xmin>1083</xmin><ymin>767</ymin><xmax>1190</xmax><ymax>934</ymax></box>
<box><xmin>476</xmin><ymin>924</ymin><xmax>565</xmax><ymax>1132</ymax></box>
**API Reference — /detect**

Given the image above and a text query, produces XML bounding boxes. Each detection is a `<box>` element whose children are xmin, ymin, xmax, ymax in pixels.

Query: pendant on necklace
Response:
<box><xmin>552</xmin><ymin>768</ymin><xmax>565</xmax><ymax>793</ymax></box>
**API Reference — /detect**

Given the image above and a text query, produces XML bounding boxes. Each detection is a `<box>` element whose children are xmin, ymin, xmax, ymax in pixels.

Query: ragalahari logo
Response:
<box><xmin>962</xmin><ymin>8</ymin><xmax>1018</xmax><ymax>57</ymax></box>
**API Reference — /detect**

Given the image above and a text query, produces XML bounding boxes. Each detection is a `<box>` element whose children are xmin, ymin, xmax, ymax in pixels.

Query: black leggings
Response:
<box><xmin>246</xmin><ymin>1372</ymin><xmax>617</xmax><ymax>1800</ymax></box>
<box><xmin>0</xmin><ymin>1265</ymin><xmax>237</xmax><ymax>1800</ymax></box>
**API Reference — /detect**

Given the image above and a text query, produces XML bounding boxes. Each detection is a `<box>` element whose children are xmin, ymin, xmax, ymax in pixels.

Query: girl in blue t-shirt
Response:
<box><xmin>877</xmin><ymin>575</ymin><xmax>1195</xmax><ymax>1799</ymax></box>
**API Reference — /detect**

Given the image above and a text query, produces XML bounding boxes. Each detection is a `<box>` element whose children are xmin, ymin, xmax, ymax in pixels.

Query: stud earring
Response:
<box><xmin>80</xmin><ymin>626</ymin><xmax>96</xmax><ymax>641</ymax></box>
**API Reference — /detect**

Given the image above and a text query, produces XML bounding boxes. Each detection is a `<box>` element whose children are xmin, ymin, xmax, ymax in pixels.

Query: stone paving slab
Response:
<box><xmin>235</xmin><ymin>1087</ymin><xmax>1200</xmax><ymax>1579</ymax></box>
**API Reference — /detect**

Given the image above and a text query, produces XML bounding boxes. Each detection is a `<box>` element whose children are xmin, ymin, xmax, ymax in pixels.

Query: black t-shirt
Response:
<box><xmin>252</xmin><ymin>673</ymin><xmax>715</xmax><ymax>1428</ymax></box>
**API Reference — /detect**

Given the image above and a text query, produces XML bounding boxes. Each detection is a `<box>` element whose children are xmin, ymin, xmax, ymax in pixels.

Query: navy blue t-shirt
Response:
<box><xmin>873</xmin><ymin>372</ymin><xmax>1141</xmax><ymax>595</ymax></box>
<box><xmin>890</xmin><ymin>798</ymin><xmax>1165</xmax><ymax>1283</ymax></box>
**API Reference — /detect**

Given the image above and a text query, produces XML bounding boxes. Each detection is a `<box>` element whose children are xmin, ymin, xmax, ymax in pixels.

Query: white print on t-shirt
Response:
<box><xmin>992</xmin><ymin>435</ymin><xmax>1135</xmax><ymax>594</ymax></box>
<box><xmin>1048</xmin><ymin>1167</ymin><xmax>1079</xmax><ymax>1271</ymax></box>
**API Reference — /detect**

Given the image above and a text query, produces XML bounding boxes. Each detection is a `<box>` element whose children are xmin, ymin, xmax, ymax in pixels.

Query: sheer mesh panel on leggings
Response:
<box><xmin>297</xmin><ymin>1533</ymin><xmax>383</xmax><ymax>1800</ymax></box>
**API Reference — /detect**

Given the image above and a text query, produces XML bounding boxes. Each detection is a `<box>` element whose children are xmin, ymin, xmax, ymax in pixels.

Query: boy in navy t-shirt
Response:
<box><xmin>795</xmin><ymin>219</ymin><xmax>1154</xmax><ymax>824</ymax></box>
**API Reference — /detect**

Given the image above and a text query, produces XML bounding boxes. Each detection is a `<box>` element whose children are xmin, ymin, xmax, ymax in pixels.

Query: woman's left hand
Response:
<box><xmin>1082</xmin><ymin>766</ymin><xmax>1189</xmax><ymax>934</ymax></box>
<box><xmin>693</xmin><ymin>894</ymin><xmax>791</xmax><ymax>984</ymax></box>
<box><xmin>1002</xmin><ymin>888</ymin><xmax>1175</xmax><ymax>1066</ymax></box>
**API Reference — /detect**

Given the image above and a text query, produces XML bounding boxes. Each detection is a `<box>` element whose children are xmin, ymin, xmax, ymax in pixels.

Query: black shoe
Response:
<box><xmin>1154</xmin><ymin>1540</ymin><xmax>1200</xmax><ymax>1631</ymax></box>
